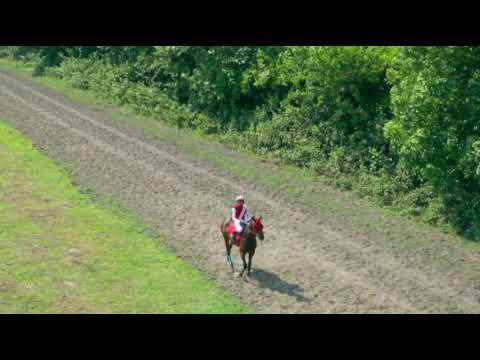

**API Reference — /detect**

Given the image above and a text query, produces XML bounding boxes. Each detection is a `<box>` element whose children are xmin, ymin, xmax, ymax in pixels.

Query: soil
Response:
<box><xmin>2</xmin><ymin>67</ymin><xmax>480</xmax><ymax>313</ymax></box>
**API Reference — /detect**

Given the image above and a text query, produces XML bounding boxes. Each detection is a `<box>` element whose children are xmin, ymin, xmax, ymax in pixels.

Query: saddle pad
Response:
<box><xmin>226</xmin><ymin>222</ymin><xmax>236</xmax><ymax>236</ymax></box>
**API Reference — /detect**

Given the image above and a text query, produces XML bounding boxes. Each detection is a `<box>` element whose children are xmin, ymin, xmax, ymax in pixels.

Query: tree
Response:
<box><xmin>386</xmin><ymin>46</ymin><xmax>480</xmax><ymax>232</ymax></box>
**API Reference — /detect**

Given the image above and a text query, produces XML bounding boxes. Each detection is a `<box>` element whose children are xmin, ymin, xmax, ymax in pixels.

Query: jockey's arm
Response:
<box><xmin>244</xmin><ymin>208</ymin><xmax>252</xmax><ymax>223</ymax></box>
<box><xmin>231</xmin><ymin>207</ymin><xmax>238</xmax><ymax>221</ymax></box>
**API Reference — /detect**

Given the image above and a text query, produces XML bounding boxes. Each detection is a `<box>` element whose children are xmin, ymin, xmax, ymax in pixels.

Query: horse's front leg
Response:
<box><xmin>239</xmin><ymin>251</ymin><xmax>247</xmax><ymax>277</ymax></box>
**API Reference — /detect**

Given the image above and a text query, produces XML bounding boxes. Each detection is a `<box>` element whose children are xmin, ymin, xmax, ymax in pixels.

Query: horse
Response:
<box><xmin>220</xmin><ymin>216</ymin><xmax>264</xmax><ymax>277</ymax></box>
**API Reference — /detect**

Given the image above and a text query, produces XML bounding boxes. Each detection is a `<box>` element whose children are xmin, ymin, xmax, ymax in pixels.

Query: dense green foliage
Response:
<box><xmin>386</xmin><ymin>47</ymin><xmax>480</xmax><ymax>236</ymax></box>
<box><xmin>1</xmin><ymin>46</ymin><xmax>479</xmax><ymax>238</ymax></box>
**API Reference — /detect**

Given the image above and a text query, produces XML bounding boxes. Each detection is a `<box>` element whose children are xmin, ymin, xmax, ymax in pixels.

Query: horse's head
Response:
<box><xmin>251</xmin><ymin>216</ymin><xmax>264</xmax><ymax>241</ymax></box>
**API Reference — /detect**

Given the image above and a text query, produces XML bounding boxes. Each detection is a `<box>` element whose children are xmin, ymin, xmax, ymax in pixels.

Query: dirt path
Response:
<box><xmin>2</xmin><ymin>67</ymin><xmax>480</xmax><ymax>313</ymax></box>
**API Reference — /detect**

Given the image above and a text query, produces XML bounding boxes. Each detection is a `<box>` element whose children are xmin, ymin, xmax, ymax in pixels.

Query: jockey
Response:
<box><xmin>231</xmin><ymin>195</ymin><xmax>251</xmax><ymax>242</ymax></box>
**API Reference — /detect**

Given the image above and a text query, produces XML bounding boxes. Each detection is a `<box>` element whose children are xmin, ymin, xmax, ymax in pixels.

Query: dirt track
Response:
<box><xmin>2</xmin><ymin>67</ymin><xmax>480</xmax><ymax>313</ymax></box>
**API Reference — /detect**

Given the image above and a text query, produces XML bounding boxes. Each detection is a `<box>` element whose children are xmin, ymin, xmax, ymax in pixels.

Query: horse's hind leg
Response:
<box><xmin>224</xmin><ymin>236</ymin><xmax>234</xmax><ymax>272</ymax></box>
<box><xmin>247</xmin><ymin>251</ymin><xmax>255</xmax><ymax>277</ymax></box>
<box><xmin>239</xmin><ymin>251</ymin><xmax>247</xmax><ymax>277</ymax></box>
<box><xmin>227</xmin><ymin>249</ymin><xmax>234</xmax><ymax>273</ymax></box>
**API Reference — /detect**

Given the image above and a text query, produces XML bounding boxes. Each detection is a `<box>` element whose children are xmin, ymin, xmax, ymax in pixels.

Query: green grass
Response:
<box><xmin>0</xmin><ymin>120</ymin><xmax>249</xmax><ymax>314</ymax></box>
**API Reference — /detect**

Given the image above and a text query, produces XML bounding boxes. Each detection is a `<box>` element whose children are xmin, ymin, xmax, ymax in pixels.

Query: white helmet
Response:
<box><xmin>235</xmin><ymin>195</ymin><xmax>245</xmax><ymax>202</ymax></box>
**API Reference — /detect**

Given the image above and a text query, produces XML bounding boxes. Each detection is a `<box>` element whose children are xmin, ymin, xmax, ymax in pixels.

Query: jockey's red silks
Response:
<box><xmin>233</xmin><ymin>204</ymin><xmax>247</xmax><ymax>220</ymax></box>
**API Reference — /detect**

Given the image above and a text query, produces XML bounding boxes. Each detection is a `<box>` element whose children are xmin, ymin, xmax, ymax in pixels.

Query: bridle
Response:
<box><xmin>250</xmin><ymin>217</ymin><xmax>264</xmax><ymax>240</ymax></box>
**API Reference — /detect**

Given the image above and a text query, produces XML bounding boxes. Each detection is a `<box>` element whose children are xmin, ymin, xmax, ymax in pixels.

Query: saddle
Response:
<box><xmin>226</xmin><ymin>220</ymin><xmax>246</xmax><ymax>246</ymax></box>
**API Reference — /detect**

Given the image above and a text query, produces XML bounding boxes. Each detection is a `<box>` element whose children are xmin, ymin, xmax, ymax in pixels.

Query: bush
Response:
<box><xmin>244</xmin><ymin>47</ymin><xmax>396</xmax><ymax>171</ymax></box>
<box><xmin>386</xmin><ymin>46</ymin><xmax>480</xmax><ymax>232</ymax></box>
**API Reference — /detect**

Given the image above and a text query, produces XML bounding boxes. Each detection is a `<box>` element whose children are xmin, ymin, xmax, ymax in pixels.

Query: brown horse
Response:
<box><xmin>220</xmin><ymin>217</ymin><xmax>265</xmax><ymax>277</ymax></box>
